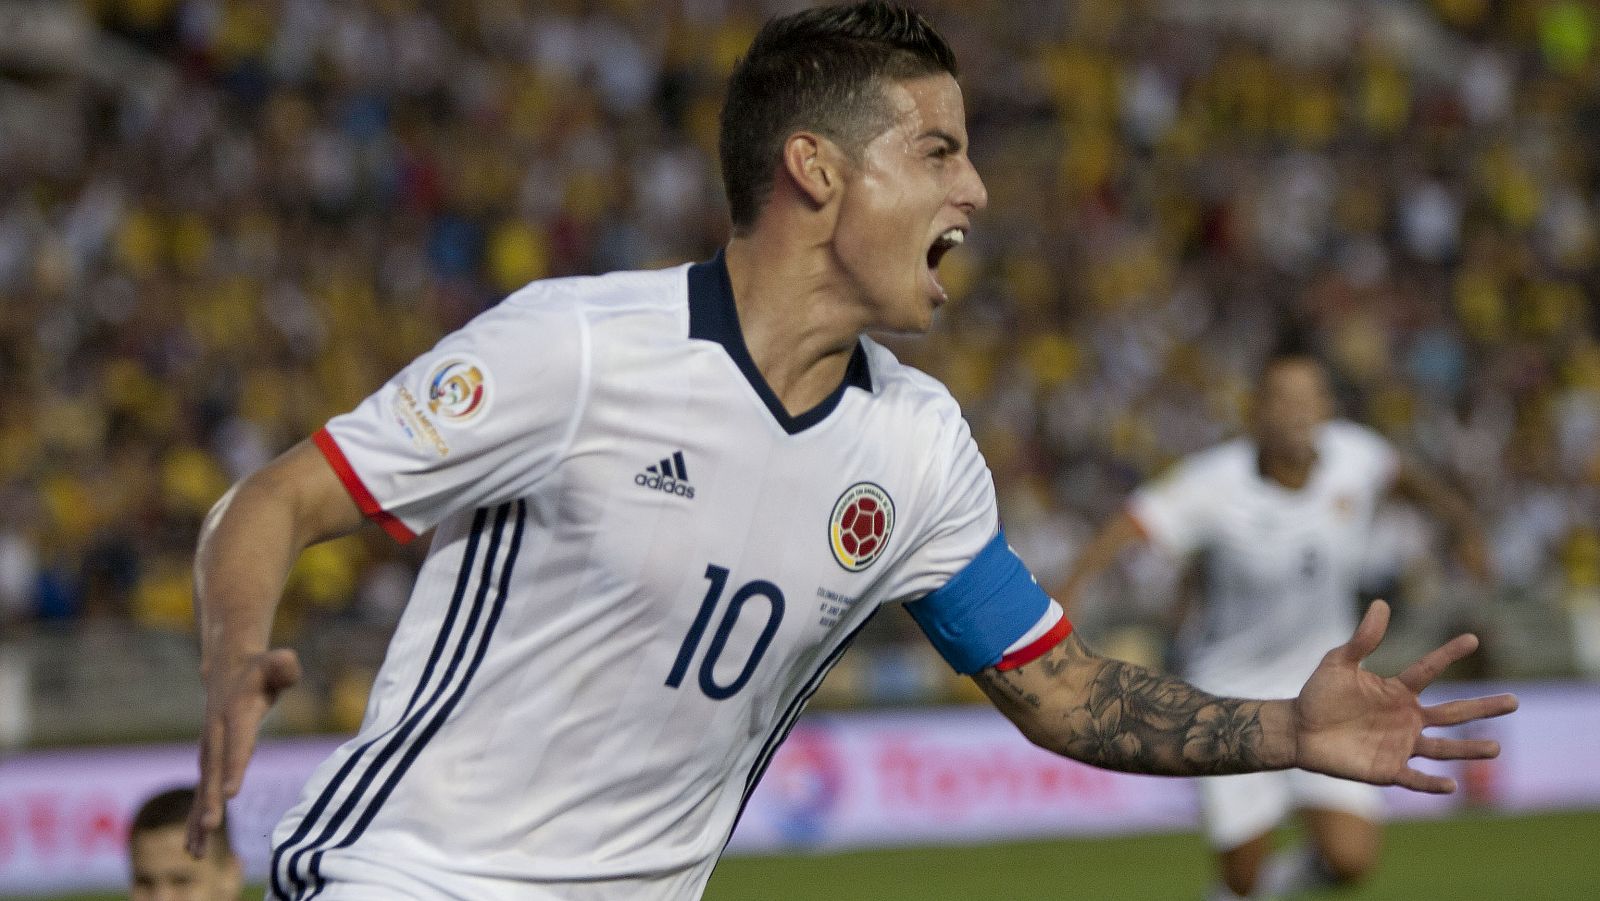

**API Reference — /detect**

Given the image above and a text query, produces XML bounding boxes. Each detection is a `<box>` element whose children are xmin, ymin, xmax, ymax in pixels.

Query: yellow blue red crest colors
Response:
<box><xmin>829</xmin><ymin>483</ymin><xmax>894</xmax><ymax>572</ymax></box>
<box><xmin>426</xmin><ymin>357</ymin><xmax>490</xmax><ymax>423</ymax></box>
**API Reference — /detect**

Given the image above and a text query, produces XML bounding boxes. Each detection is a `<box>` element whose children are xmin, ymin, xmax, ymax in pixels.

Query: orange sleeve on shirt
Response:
<box><xmin>1124</xmin><ymin>504</ymin><xmax>1153</xmax><ymax>541</ymax></box>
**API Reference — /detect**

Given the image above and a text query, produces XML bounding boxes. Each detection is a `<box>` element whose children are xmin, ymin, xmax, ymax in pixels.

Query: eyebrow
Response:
<box><xmin>919</xmin><ymin>129</ymin><xmax>963</xmax><ymax>154</ymax></box>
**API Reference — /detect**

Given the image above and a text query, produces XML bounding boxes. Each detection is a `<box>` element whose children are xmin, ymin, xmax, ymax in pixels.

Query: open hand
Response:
<box><xmin>186</xmin><ymin>647</ymin><xmax>302</xmax><ymax>857</ymax></box>
<box><xmin>1293</xmin><ymin>600</ymin><xmax>1517</xmax><ymax>793</ymax></box>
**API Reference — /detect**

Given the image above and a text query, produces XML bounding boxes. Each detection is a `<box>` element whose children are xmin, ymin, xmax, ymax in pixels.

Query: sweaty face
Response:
<box><xmin>830</xmin><ymin>73</ymin><xmax>988</xmax><ymax>333</ymax></box>
<box><xmin>1253</xmin><ymin>360</ymin><xmax>1333</xmax><ymax>466</ymax></box>
<box><xmin>130</xmin><ymin>826</ymin><xmax>242</xmax><ymax>901</ymax></box>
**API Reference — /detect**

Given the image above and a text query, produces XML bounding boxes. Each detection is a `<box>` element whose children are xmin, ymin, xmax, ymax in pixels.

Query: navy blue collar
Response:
<box><xmin>688</xmin><ymin>249</ymin><xmax>873</xmax><ymax>435</ymax></box>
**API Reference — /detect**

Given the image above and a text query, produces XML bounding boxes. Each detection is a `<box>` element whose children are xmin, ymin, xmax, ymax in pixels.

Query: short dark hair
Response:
<box><xmin>719</xmin><ymin>2</ymin><xmax>958</xmax><ymax>231</ymax></box>
<box><xmin>1259</xmin><ymin>328</ymin><xmax>1325</xmax><ymax>379</ymax></box>
<box><xmin>130</xmin><ymin>786</ymin><xmax>233</xmax><ymax>859</ymax></box>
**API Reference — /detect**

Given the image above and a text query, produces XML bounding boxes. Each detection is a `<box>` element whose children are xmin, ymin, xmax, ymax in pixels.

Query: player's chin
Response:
<box><xmin>873</xmin><ymin>313</ymin><xmax>929</xmax><ymax>335</ymax></box>
<box><xmin>892</xmin><ymin>290</ymin><xmax>939</xmax><ymax>333</ymax></box>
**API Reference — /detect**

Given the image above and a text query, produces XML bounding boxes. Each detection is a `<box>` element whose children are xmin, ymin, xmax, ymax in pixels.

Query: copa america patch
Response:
<box><xmin>425</xmin><ymin>356</ymin><xmax>491</xmax><ymax>425</ymax></box>
<box><xmin>829</xmin><ymin>482</ymin><xmax>894</xmax><ymax>572</ymax></box>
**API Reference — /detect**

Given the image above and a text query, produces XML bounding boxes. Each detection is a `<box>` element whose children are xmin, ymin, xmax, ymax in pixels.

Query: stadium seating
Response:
<box><xmin>0</xmin><ymin>0</ymin><xmax>1595</xmax><ymax>746</ymax></box>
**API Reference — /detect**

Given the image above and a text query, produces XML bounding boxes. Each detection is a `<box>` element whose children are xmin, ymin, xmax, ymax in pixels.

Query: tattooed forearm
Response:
<box><xmin>1063</xmin><ymin>657</ymin><xmax>1272</xmax><ymax>775</ymax></box>
<box><xmin>975</xmin><ymin>635</ymin><xmax>1294</xmax><ymax>777</ymax></box>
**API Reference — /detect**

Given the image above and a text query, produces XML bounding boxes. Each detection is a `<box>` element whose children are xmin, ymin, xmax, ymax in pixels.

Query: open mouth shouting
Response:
<box><xmin>925</xmin><ymin>226</ymin><xmax>966</xmax><ymax>303</ymax></box>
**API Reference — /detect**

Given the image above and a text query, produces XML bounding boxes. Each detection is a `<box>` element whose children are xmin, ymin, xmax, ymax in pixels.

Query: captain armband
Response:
<box><xmin>905</xmin><ymin>530</ymin><xmax>1073</xmax><ymax>675</ymax></box>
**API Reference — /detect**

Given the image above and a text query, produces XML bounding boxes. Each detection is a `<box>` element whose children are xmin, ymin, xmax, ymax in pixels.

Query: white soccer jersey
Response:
<box><xmin>269</xmin><ymin>254</ymin><xmax>1058</xmax><ymax>900</ymax></box>
<box><xmin>1127</xmin><ymin>422</ymin><xmax>1399</xmax><ymax>696</ymax></box>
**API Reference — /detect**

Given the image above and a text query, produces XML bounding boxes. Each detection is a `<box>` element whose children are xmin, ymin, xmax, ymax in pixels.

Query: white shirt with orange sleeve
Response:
<box><xmin>1127</xmin><ymin>421</ymin><xmax>1398</xmax><ymax>696</ymax></box>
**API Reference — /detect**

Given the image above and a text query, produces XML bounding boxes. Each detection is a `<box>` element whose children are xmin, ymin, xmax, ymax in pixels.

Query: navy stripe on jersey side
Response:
<box><xmin>730</xmin><ymin>611</ymin><xmax>879</xmax><ymax>837</ymax></box>
<box><xmin>302</xmin><ymin>499</ymin><xmax>528</xmax><ymax>899</ymax></box>
<box><xmin>280</xmin><ymin>503</ymin><xmax>512</xmax><ymax>898</ymax></box>
<box><xmin>286</xmin><ymin>502</ymin><xmax>513</xmax><ymax>896</ymax></box>
<box><xmin>269</xmin><ymin>508</ymin><xmax>490</xmax><ymax>901</ymax></box>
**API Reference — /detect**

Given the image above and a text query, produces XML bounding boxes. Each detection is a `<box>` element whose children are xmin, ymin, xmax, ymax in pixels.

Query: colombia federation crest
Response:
<box><xmin>829</xmin><ymin>482</ymin><xmax>895</xmax><ymax>572</ymax></box>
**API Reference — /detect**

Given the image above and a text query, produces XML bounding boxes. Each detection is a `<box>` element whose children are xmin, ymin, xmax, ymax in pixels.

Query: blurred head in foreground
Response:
<box><xmin>129</xmin><ymin>787</ymin><xmax>243</xmax><ymax>901</ymax></box>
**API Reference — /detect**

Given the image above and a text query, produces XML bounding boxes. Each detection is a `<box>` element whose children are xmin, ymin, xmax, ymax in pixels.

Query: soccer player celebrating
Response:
<box><xmin>188</xmin><ymin>4</ymin><xmax>1515</xmax><ymax>898</ymax></box>
<box><xmin>1056</xmin><ymin>350</ymin><xmax>1493</xmax><ymax>900</ymax></box>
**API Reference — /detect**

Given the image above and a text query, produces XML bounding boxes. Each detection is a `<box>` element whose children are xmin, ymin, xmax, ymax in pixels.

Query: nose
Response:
<box><xmin>1273</xmin><ymin>407</ymin><xmax>1313</xmax><ymax>436</ymax></box>
<box><xmin>955</xmin><ymin>156</ymin><xmax>988</xmax><ymax>214</ymax></box>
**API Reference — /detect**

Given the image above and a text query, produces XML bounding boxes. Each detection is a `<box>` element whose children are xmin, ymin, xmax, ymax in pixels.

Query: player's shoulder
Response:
<box><xmin>859</xmin><ymin>338</ymin><xmax>968</xmax><ymax>428</ymax></box>
<box><xmin>1320</xmin><ymin>419</ymin><xmax>1392</xmax><ymax>456</ymax></box>
<box><xmin>1177</xmin><ymin>436</ymin><xmax>1255</xmax><ymax>481</ymax></box>
<box><xmin>499</xmin><ymin>263</ymin><xmax>691</xmax><ymax>320</ymax></box>
<box><xmin>444</xmin><ymin>267</ymin><xmax>687</xmax><ymax>361</ymax></box>
<box><xmin>1136</xmin><ymin>437</ymin><xmax>1252</xmax><ymax>499</ymax></box>
<box><xmin>1319</xmin><ymin>419</ymin><xmax>1398</xmax><ymax>481</ymax></box>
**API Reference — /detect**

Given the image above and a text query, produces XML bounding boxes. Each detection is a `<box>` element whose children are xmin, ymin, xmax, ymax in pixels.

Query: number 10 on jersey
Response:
<box><xmin>665</xmin><ymin>564</ymin><xmax>786</xmax><ymax>700</ymax></box>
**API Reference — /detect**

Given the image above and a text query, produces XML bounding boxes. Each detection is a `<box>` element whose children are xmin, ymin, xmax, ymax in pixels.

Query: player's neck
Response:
<box><xmin>1258</xmin><ymin>450</ymin><xmax>1315</xmax><ymax>491</ymax></box>
<box><xmin>723</xmin><ymin>234</ymin><xmax>864</xmax><ymax>417</ymax></box>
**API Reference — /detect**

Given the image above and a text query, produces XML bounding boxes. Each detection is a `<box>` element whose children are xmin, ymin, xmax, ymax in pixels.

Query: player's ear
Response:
<box><xmin>780</xmin><ymin>132</ymin><xmax>840</xmax><ymax>211</ymax></box>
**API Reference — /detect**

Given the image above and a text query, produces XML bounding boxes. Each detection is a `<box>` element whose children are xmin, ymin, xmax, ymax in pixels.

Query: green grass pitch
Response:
<box><xmin>707</xmin><ymin>810</ymin><xmax>1600</xmax><ymax>900</ymax></box>
<box><xmin>31</xmin><ymin>810</ymin><xmax>1600</xmax><ymax>900</ymax></box>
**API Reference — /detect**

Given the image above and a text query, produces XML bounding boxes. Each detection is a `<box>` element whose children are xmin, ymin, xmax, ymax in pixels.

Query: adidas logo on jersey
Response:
<box><xmin>636</xmin><ymin>450</ymin><xmax>695</xmax><ymax>499</ymax></box>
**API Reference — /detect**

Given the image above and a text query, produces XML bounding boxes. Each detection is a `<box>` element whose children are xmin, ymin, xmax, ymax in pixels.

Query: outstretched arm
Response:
<box><xmin>974</xmin><ymin>630</ymin><xmax>1295</xmax><ymax>776</ymax></box>
<box><xmin>188</xmin><ymin>439</ymin><xmax>366</xmax><ymax>856</ymax></box>
<box><xmin>1054</xmin><ymin>509</ymin><xmax>1146</xmax><ymax>618</ymax></box>
<box><xmin>1391</xmin><ymin>456</ymin><xmax>1492</xmax><ymax>581</ymax></box>
<box><xmin>974</xmin><ymin>601</ymin><xmax>1517</xmax><ymax>792</ymax></box>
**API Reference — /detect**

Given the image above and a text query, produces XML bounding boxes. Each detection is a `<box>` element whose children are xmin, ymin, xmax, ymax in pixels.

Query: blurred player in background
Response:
<box><xmin>130</xmin><ymin>786</ymin><xmax>243</xmax><ymax>901</ymax></box>
<box><xmin>1058</xmin><ymin>349</ymin><xmax>1491</xmax><ymax>900</ymax></box>
<box><xmin>187</xmin><ymin>4</ymin><xmax>1513</xmax><ymax>899</ymax></box>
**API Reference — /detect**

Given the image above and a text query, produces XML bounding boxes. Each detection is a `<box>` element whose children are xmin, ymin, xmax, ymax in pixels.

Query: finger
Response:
<box><xmin>1415</xmin><ymin>735</ymin><xmax>1500</xmax><ymax>761</ymax></box>
<box><xmin>1395</xmin><ymin>766</ymin><xmax>1457</xmax><ymax>794</ymax></box>
<box><xmin>1396</xmin><ymin>634</ymin><xmax>1480</xmax><ymax>693</ymax></box>
<box><xmin>187</xmin><ymin>718</ymin><xmax>225</xmax><ymax>858</ymax></box>
<box><xmin>221</xmin><ymin>703</ymin><xmax>265</xmax><ymax>798</ymax></box>
<box><xmin>185</xmin><ymin>799</ymin><xmax>209</xmax><ymax>859</ymax></box>
<box><xmin>263</xmin><ymin>647</ymin><xmax>303</xmax><ymax>698</ymax></box>
<box><xmin>186</xmin><ymin>741</ymin><xmax>209</xmax><ymax>857</ymax></box>
<box><xmin>1341</xmin><ymin>600</ymin><xmax>1390</xmax><ymax>664</ymax></box>
<box><xmin>1423</xmin><ymin>693</ymin><xmax>1519</xmax><ymax>727</ymax></box>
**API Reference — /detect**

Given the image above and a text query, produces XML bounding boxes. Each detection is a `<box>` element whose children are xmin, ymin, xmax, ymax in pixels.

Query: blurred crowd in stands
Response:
<box><xmin>1</xmin><ymin>0</ymin><xmax>1597</xmax><ymax>733</ymax></box>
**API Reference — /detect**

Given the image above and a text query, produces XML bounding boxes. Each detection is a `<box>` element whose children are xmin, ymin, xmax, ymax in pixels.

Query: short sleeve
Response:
<box><xmin>316</xmin><ymin>285</ymin><xmax>589</xmax><ymax>541</ymax></box>
<box><xmin>882</xmin><ymin>412</ymin><xmax>1000</xmax><ymax>603</ymax></box>
<box><xmin>1126</xmin><ymin>457</ymin><xmax>1218</xmax><ymax>556</ymax></box>
<box><xmin>1333</xmin><ymin>420</ymin><xmax>1401</xmax><ymax>495</ymax></box>
<box><xmin>881</xmin><ymin>409</ymin><xmax>1069</xmax><ymax>674</ymax></box>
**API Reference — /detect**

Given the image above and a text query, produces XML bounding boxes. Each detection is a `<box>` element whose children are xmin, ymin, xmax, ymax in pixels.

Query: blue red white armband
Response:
<box><xmin>905</xmin><ymin>529</ymin><xmax>1074</xmax><ymax>674</ymax></box>
<box><xmin>996</xmin><ymin>602</ymin><xmax>1072</xmax><ymax>671</ymax></box>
